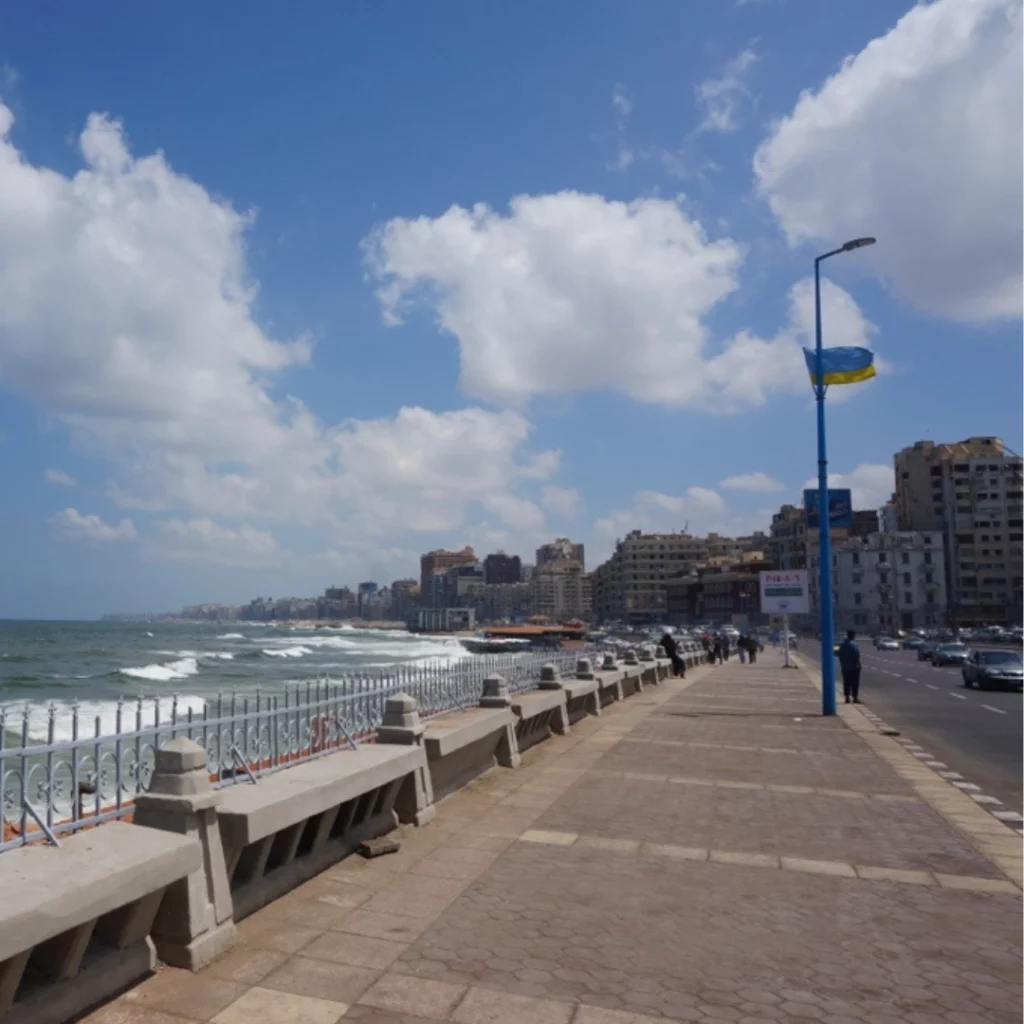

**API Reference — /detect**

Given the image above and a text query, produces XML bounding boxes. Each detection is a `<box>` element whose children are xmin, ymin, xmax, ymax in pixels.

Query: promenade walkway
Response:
<box><xmin>86</xmin><ymin>652</ymin><xmax>1022</xmax><ymax>1024</ymax></box>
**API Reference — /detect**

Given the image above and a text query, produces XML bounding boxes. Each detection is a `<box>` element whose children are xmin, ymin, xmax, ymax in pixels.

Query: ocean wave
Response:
<box><xmin>261</xmin><ymin>646</ymin><xmax>313</xmax><ymax>658</ymax></box>
<box><xmin>217</xmin><ymin>633</ymin><xmax>245</xmax><ymax>640</ymax></box>
<box><xmin>120</xmin><ymin>656</ymin><xmax>200</xmax><ymax>681</ymax></box>
<box><xmin>7</xmin><ymin>695</ymin><xmax>210</xmax><ymax>744</ymax></box>
<box><xmin>154</xmin><ymin>649</ymin><xmax>234</xmax><ymax>661</ymax></box>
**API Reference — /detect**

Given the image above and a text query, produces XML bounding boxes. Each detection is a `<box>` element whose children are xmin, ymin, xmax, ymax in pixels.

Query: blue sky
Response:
<box><xmin>0</xmin><ymin>0</ymin><xmax>1020</xmax><ymax>619</ymax></box>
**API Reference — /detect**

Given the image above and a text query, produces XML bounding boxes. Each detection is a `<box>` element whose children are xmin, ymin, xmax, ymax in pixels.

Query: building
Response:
<box><xmin>483</xmin><ymin>552</ymin><xmax>522</xmax><ymax>585</ymax></box>
<box><xmin>442</xmin><ymin>562</ymin><xmax>484</xmax><ymax>605</ymax></box>
<box><xmin>768</xmin><ymin>505</ymin><xmax>807</xmax><ymax>571</ymax></box>
<box><xmin>880</xmin><ymin>495</ymin><xmax>899</xmax><ymax>533</ymax></box>
<box><xmin>851</xmin><ymin>509</ymin><xmax>881</xmax><ymax>537</ymax></box>
<box><xmin>461</xmin><ymin>581</ymin><xmax>531</xmax><ymax>623</ymax></box>
<box><xmin>833</xmin><ymin>531</ymin><xmax>947</xmax><ymax>635</ymax></box>
<box><xmin>894</xmin><ymin>437</ymin><xmax>1023</xmax><ymax>625</ymax></box>
<box><xmin>665</xmin><ymin>569</ymin><xmax>764</xmax><ymax>627</ymax></box>
<box><xmin>389</xmin><ymin>579</ymin><xmax>420</xmax><ymax>620</ymax></box>
<box><xmin>591</xmin><ymin>531</ymin><xmax>728</xmax><ymax>623</ymax></box>
<box><xmin>536</xmin><ymin>538</ymin><xmax>585</xmax><ymax>571</ymax></box>
<box><xmin>529</xmin><ymin>560</ymin><xmax>591</xmax><ymax>621</ymax></box>
<box><xmin>419</xmin><ymin>547</ymin><xmax>476</xmax><ymax>602</ymax></box>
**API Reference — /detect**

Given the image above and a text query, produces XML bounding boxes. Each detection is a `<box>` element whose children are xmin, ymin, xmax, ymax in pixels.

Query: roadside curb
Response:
<box><xmin>789</xmin><ymin>651</ymin><xmax>1023</xmax><ymax>889</ymax></box>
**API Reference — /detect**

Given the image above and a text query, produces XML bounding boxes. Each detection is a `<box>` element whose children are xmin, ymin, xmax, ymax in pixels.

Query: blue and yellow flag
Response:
<box><xmin>802</xmin><ymin>346</ymin><xmax>876</xmax><ymax>386</ymax></box>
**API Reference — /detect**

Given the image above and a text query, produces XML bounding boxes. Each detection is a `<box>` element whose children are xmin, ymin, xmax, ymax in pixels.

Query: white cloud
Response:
<box><xmin>50</xmin><ymin>507</ymin><xmax>136</xmax><ymax>542</ymax></box>
<box><xmin>0</xmin><ymin>104</ymin><xmax>564</xmax><ymax>561</ymax></box>
<box><xmin>719</xmin><ymin>472</ymin><xmax>784</xmax><ymax>493</ymax></box>
<box><xmin>43</xmin><ymin>468</ymin><xmax>76</xmax><ymax>488</ymax></box>
<box><xmin>695</xmin><ymin>48</ymin><xmax>758</xmax><ymax>133</ymax></box>
<box><xmin>755</xmin><ymin>0</ymin><xmax>1022</xmax><ymax>322</ymax></box>
<box><xmin>368</xmin><ymin>191</ymin><xmax>880</xmax><ymax>413</ymax></box>
<box><xmin>802</xmin><ymin>463</ymin><xmax>894</xmax><ymax>510</ymax></box>
<box><xmin>541</xmin><ymin>485</ymin><xmax>582</xmax><ymax>519</ymax></box>
<box><xmin>148</xmin><ymin>518</ymin><xmax>281</xmax><ymax>568</ymax></box>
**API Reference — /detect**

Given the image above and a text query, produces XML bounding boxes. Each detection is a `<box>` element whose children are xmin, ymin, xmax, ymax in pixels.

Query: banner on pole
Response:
<box><xmin>759</xmin><ymin>570</ymin><xmax>810</xmax><ymax>615</ymax></box>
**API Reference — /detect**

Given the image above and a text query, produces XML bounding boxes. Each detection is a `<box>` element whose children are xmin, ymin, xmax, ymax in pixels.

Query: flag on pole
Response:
<box><xmin>802</xmin><ymin>346</ymin><xmax>876</xmax><ymax>386</ymax></box>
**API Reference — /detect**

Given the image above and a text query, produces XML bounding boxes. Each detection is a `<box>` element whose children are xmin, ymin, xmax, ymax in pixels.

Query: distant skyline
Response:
<box><xmin>0</xmin><ymin>0</ymin><xmax>1020</xmax><ymax>620</ymax></box>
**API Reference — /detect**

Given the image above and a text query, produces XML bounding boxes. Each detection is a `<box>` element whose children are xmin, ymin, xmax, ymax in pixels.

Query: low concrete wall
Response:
<box><xmin>0</xmin><ymin>822</ymin><xmax>200</xmax><ymax>1024</ymax></box>
<box><xmin>0</xmin><ymin>652</ymin><xmax>678</xmax><ymax>1017</ymax></box>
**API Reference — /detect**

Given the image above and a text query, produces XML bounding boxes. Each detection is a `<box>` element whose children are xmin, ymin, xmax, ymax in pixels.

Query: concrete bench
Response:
<box><xmin>218</xmin><ymin>741</ymin><xmax>428</xmax><ymax>920</ymax></box>
<box><xmin>0</xmin><ymin>821</ymin><xmax>200</xmax><ymax>1024</ymax></box>
<box><xmin>510</xmin><ymin>672</ymin><xmax>570</xmax><ymax>753</ymax></box>
<box><xmin>423</xmin><ymin>703</ymin><xmax>518</xmax><ymax>800</ymax></box>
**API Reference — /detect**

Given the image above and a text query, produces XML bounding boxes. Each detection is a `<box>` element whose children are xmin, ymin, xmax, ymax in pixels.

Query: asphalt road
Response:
<box><xmin>805</xmin><ymin>640</ymin><xmax>1022</xmax><ymax>814</ymax></box>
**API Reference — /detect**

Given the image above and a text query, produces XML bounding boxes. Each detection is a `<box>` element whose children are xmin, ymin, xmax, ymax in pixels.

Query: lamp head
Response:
<box><xmin>841</xmin><ymin>237</ymin><xmax>876</xmax><ymax>252</ymax></box>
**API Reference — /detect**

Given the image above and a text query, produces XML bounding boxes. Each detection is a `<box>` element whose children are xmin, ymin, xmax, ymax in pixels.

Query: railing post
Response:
<box><xmin>376</xmin><ymin>694</ymin><xmax>435</xmax><ymax>826</ymax></box>
<box><xmin>133</xmin><ymin>737</ymin><xmax>236</xmax><ymax>970</ymax></box>
<box><xmin>480</xmin><ymin>675</ymin><xmax>521</xmax><ymax>768</ymax></box>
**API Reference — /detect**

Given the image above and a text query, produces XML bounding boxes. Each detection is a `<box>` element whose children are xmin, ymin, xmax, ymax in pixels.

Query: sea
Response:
<box><xmin>0</xmin><ymin>620</ymin><xmax>470</xmax><ymax>743</ymax></box>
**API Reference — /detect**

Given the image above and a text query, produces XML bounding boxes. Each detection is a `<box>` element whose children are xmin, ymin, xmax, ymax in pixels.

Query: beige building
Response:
<box><xmin>529</xmin><ymin>561</ymin><xmax>591</xmax><ymax>621</ymax></box>
<box><xmin>894</xmin><ymin>437</ymin><xmax>1023</xmax><ymax>625</ymax></box>
<box><xmin>536</xmin><ymin>538</ymin><xmax>585</xmax><ymax>570</ymax></box>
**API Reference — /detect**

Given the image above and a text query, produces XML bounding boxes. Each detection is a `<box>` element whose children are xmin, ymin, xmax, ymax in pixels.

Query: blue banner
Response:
<box><xmin>803</xmin><ymin>488</ymin><xmax>853</xmax><ymax>529</ymax></box>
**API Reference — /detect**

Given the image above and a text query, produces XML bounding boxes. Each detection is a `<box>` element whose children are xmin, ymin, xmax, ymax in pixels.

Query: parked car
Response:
<box><xmin>962</xmin><ymin>650</ymin><xmax>1024</xmax><ymax>691</ymax></box>
<box><xmin>875</xmin><ymin>637</ymin><xmax>900</xmax><ymax>651</ymax></box>
<box><xmin>932</xmin><ymin>642</ymin><xmax>970</xmax><ymax>667</ymax></box>
<box><xmin>917</xmin><ymin>642</ymin><xmax>937</xmax><ymax>661</ymax></box>
<box><xmin>902</xmin><ymin>637</ymin><xmax>925</xmax><ymax>649</ymax></box>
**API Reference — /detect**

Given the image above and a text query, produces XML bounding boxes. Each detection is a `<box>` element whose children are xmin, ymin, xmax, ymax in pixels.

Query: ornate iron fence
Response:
<box><xmin>0</xmin><ymin>645</ymin><xmax>596</xmax><ymax>852</ymax></box>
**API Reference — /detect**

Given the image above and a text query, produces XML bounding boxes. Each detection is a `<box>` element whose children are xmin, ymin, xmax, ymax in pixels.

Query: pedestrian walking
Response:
<box><xmin>747</xmin><ymin>635</ymin><xmax>758</xmax><ymax>665</ymax></box>
<box><xmin>712</xmin><ymin>636</ymin><xmax>723</xmax><ymax>665</ymax></box>
<box><xmin>737</xmin><ymin>635</ymin><xmax>748</xmax><ymax>664</ymax></box>
<box><xmin>836</xmin><ymin>630</ymin><xmax>862</xmax><ymax>703</ymax></box>
<box><xmin>659</xmin><ymin>631</ymin><xmax>686</xmax><ymax>678</ymax></box>
<box><xmin>721</xmin><ymin>634</ymin><xmax>731</xmax><ymax>662</ymax></box>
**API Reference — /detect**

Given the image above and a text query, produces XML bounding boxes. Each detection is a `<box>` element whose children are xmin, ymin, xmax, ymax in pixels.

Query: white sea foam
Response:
<box><xmin>217</xmin><ymin>633</ymin><xmax>245</xmax><ymax>640</ymax></box>
<box><xmin>120</xmin><ymin>656</ymin><xmax>200</xmax><ymax>681</ymax></box>
<box><xmin>12</xmin><ymin>695</ymin><xmax>210</xmax><ymax>744</ymax></box>
<box><xmin>261</xmin><ymin>646</ymin><xmax>313</xmax><ymax>658</ymax></box>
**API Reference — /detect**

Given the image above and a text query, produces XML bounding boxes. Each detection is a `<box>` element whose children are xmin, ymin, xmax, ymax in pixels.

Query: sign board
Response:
<box><xmin>759</xmin><ymin>570</ymin><xmax>810</xmax><ymax>615</ymax></box>
<box><xmin>803</xmin><ymin>488</ymin><xmax>853</xmax><ymax>529</ymax></box>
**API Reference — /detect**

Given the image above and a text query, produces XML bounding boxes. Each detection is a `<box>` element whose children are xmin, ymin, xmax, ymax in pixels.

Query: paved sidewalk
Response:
<box><xmin>87</xmin><ymin>652</ymin><xmax>1022</xmax><ymax>1024</ymax></box>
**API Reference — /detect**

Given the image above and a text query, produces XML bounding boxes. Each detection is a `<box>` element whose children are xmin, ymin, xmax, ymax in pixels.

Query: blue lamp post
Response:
<box><xmin>814</xmin><ymin>236</ymin><xmax>876</xmax><ymax>716</ymax></box>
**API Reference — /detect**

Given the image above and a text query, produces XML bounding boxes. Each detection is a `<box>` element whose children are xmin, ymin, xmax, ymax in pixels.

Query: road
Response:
<box><xmin>803</xmin><ymin>640</ymin><xmax>1022</xmax><ymax>814</ymax></box>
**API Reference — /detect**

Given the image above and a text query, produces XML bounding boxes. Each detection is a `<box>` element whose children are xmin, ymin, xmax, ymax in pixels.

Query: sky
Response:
<box><xmin>0</xmin><ymin>0</ymin><xmax>1020</xmax><ymax>619</ymax></box>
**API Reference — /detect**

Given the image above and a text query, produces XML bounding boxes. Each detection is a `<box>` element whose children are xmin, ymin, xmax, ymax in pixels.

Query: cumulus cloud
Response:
<box><xmin>148</xmin><ymin>518</ymin><xmax>281</xmax><ymax>568</ymax></box>
<box><xmin>365</xmin><ymin>192</ymin><xmax>877</xmax><ymax>413</ymax></box>
<box><xmin>695</xmin><ymin>48</ymin><xmax>758</xmax><ymax>133</ymax></box>
<box><xmin>719</xmin><ymin>472</ymin><xmax>784</xmax><ymax>493</ymax></box>
<box><xmin>610</xmin><ymin>85</ymin><xmax>634</xmax><ymax>171</ymax></box>
<box><xmin>541</xmin><ymin>485</ymin><xmax>582</xmax><ymax>519</ymax></box>
<box><xmin>0</xmin><ymin>104</ymin><xmax>560</xmax><ymax>559</ymax></box>
<box><xmin>50</xmin><ymin>507</ymin><xmax>136</xmax><ymax>542</ymax></box>
<box><xmin>755</xmin><ymin>0</ymin><xmax>1022</xmax><ymax>322</ymax></box>
<box><xmin>43</xmin><ymin>468</ymin><xmax>76</xmax><ymax>487</ymax></box>
<box><xmin>802</xmin><ymin>463</ymin><xmax>894</xmax><ymax>510</ymax></box>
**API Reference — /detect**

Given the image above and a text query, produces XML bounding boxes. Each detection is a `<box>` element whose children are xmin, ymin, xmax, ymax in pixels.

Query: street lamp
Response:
<box><xmin>814</xmin><ymin>236</ymin><xmax>876</xmax><ymax>716</ymax></box>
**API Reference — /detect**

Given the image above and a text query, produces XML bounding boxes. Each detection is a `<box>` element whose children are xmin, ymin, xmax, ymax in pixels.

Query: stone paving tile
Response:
<box><xmin>116</xmin><ymin>967</ymin><xmax>247</xmax><ymax>1021</ymax></box>
<box><xmin>213</xmin><ymin>987</ymin><xmax>347</xmax><ymax>1024</ymax></box>
<box><xmin>262</xmin><ymin>955</ymin><xmax>378</xmax><ymax>1005</ymax></box>
<box><xmin>599</xmin><ymin>738</ymin><xmax>913</xmax><ymax>793</ymax></box>
<box><xmin>533</xmin><ymin>773</ymin><xmax>1001</xmax><ymax>876</ymax></box>
<box><xmin>391</xmin><ymin>842</ymin><xmax>1022</xmax><ymax>1022</ymax></box>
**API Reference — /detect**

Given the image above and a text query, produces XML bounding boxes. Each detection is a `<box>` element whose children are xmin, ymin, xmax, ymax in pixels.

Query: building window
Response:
<box><xmin>852</xmin><ymin>573</ymin><xmax>862</xmax><ymax>584</ymax></box>
<box><xmin>901</xmin><ymin>552</ymin><xmax>910</xmax><ymax>565</ymax></box>
<box><xmin>903</xmin><ymin>573</ymin><xmax>911</xmax><ymax>585</ymax></box>
<box><xmin>925</xmin><ymin>572</ymin><xmax>933</xmax><ymax>584</ymax></box>
<box><xmin>904</xmin><ymin>592</ymin><xmax>912</xmax><ymax>605</ymax></box>
<box><xmin>853</xmin><ymin>593</ymin><xmax>862</xmax><ymax>606</ymax></box>
<box><xmin>923</xmin><ymin>552</ymin><xmax>932</xmax><ymax>564</ymax></box>
<box><xmin>879</xmin><ymin>573</ymin><xmax>888</xmax><ymax>584</ymax></box>
<box><xmin>852</xmin><ymin>552</ymin><xmax>860</xmax><ymax>566</ymax></box>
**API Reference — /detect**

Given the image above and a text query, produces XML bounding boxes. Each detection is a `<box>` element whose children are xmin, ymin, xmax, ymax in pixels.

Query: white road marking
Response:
<box><xmin>952</xmin><ymin>781</ymin><xmax>982</xmax><ymax>791</ymax></box>
<box><xmin>925</xmin><ymin>761</ymin><xmax>947</xmax><ymax>769</ymax></box>
<box><xmin>926</xmin><ymin>684</ymin><xmax>938</xmax><ymax>690</ymax></box>
<box><xmin>971</xmin><ymin>794</ymin><xmax>1004</xmax><ymax>806</ymax></box>
<box><xmin>939</xmin><ymin>770</ymin><xmax>964</xmax><ymax>779</ymax></box>
<box><xmin>981</xmin><ymin>704</ymin><xmax>1007</xmax><ymax>715</ymax></box>
<box><xmin>993</xmin><ymin>810</ymin><xmax>1024</xmax><ymax>823</ymax></box>
<box><xmin>949</xmin><ymin>692</ymin><xmax>967</xmax><ymax>700</ymax></box>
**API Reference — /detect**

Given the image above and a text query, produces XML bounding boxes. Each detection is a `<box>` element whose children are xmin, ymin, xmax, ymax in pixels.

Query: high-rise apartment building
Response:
<box><xmin>832</xmin><ymin>531</ymin><xmax>946</xmax><ymax>634</ymax></box>
<box><xmin>894</xmin><ymin>437</ymin><xmax>1023</xmax><ymax>625</ymax></box>
<box><xmin>536</xmin><ymin>538</ymin><xmax>584</xmax><ymax>571</ymax></box>
<box><xmin>529</xmin><ymin>560</ymin><xmax>591</xmax><ymax>621</ymax></box>
<box><xmin>483</xmin><ymin>552</ymin><xmax>522</xmax><ymax>585</ymax></box>
<box><xmin>768</xmin><ymin>505</ymin><xmax>807</xmax><ymax>571</ymax></box>
<box><xmin>591</xmin><ymin>531</ymin><xmax>723</xmax><ymax>623</ymax></box>
<box><xmin>419</xmin><ymin>547</ymin><xmax>476</xmax><ymax>603</ymax></box>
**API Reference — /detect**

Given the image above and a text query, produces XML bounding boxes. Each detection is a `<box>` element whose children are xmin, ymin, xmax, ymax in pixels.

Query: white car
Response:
<box><xmin>875</xmin><ymin>637</ymin><xmax>900</xmax><ymax>651</ymax></box>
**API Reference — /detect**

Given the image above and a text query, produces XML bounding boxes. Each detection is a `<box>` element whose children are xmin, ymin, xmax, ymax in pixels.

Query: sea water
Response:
<box><xmin>0</xmin><ymin>619</ymin><xmax>469</xmax><ymax>742</ymax></box>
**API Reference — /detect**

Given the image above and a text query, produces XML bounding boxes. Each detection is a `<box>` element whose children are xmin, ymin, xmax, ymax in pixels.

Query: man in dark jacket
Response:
<box><xmin>836</xmin><ymin>630</ymin><xmax>862</xmax><ymax>703</ymax></box>
<box><xmin>659</xmin><ymin>632</ymin><xmax>686</xmax><ymax>678</ymax></box>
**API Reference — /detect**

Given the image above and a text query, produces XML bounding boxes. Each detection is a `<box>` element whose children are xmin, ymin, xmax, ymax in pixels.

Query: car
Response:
<box><xmin>873</xmin><ymin>635</ymin><xmax>892</xmax><ymax>649</ymax></box>
<box><xmin>932</xmin><ymin>642</ymin><xmax>970</xmax><ymax>667</ymax></box>
<box><xmin>962</xmin><ymin>650</ymin><xmax>1024</xmax><ymax>691</ymax></box>
<box><xmin>902</xmin><ymin>637</ymin><xmax>925</xmax><ymax>650</ymax></box>
<box><xmin>917</xmin><ymin>641</ymin><xmax>937</xmax><ymax>661</ymax></box>
<box><xmin>875</xmin><ymin>637</ymin><xmax>900</xmax><ymax>651</ymax></box>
